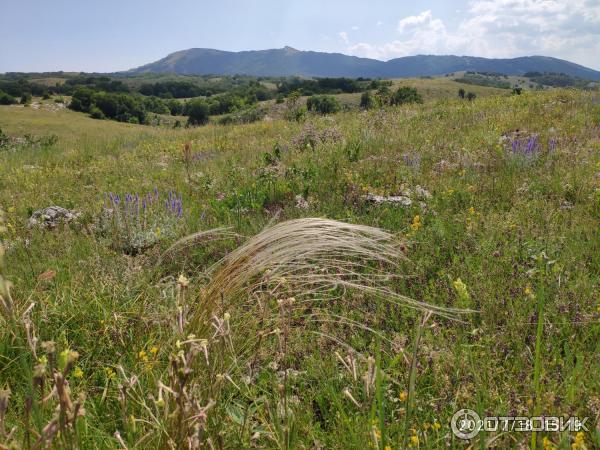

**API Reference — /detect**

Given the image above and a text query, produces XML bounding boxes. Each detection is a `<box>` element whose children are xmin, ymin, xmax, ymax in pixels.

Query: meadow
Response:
<box><xmin>1</xmin><ymin>86</ymin><xmax>599</xmax><ymax>449</ymax></box>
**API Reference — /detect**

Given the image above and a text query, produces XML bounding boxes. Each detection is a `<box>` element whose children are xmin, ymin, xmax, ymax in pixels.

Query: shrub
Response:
<box><xmin>458</xmin><ymin>88</ymin><xmax>465</xmax><ymax>99</ymax></box>
<box><xmin>166</xmin><ymin>98</ymin><xmax>183</xmax><ymax>116</ymax></box>
<box><xmin>20</xmin><ymin>93</ymin><xmax>32</xmax><ymax>105</ymax></box>
<box><xmin>390</xmin><ymin>86</ymin><xmax>423</xmax><ymax>106</ymax></box>
<box><xmin>466</xmin><ymin>92</ymin><xmax>477</xmax><ymax>101</ymax></box>
<box><xmin>0</xmin><ymin>91</ymin><xmax>17</xmax><ymax>105</ymax></box>
<box><xmin>306</xmin><ymin>95</ymin><xmax>341</xmax><ymax>114</ymax></box>
<box><xmin>218</xmin><ymin>105</ymin><xmax>266</xmax><ymax>125</ymax></box>
<box><xmin>360</xmin><ymin>91</ymin><xmax>379</xmax><ymax>110</ymax></box>
<box><xmin>186</xmin><ymin>98</ymin><xmax>210</xmax><ymax>126</ymax></box>
<box><xmin>89</xmin><ymin>106</ymin><xmax>105</xmax><ymax>120</ymax></box>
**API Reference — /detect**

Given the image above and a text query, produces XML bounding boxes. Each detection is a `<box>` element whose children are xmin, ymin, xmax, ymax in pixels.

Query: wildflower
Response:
<box><xmin>138</xmin><ymin>350</ymin><xmax>148</xmax><ymax>362</ymax></box>
<box><xmin>525</xmin><ymin>285</ymin><xmax>534</xmax><ymax>299</ymax></box>
<box><xmin>410</xmin><ymin>215</ymin><xmax>421</xmax><ymax>232</ymax></box>
<box><xmin>177</xmin><ymin>274</ymin><xmax>189</xmax><ymax>287</ymax></box>
<box><xmin>432</xmin><ymin>421</ymin><xmax>441</xmax><ymax>430</ymax></box>
<box><xmin>73</xmin><ymin>366</ymin><xmax>84</xmax><ymax>378</ymax></box>
<box><xmin>385</xmin><ymin>446</ymin><xmax>392</xmax><ymax>450</ymax></box>
<box><xmin>453</xmin><ymin>278</ymin><xmax>470</xmax><ymax>303</ymax></box>
<box><xmin>543</xmin><ymin>436</ymin><xmax>556</xmax><ymax>450</ymax></box>
<box><xmin>150</xmin><ymin>346</ymin><xmax>158</xmax><ymax>356</ymax></box>
<box><xmin>468</xmin><ymin>206</ymin><xmax>475</xmax><ymax>215</ymax></box>
<box><xmin>409</xmin><ymin>434</ymin><xmax>419</xmax><ymax>446</ymax></box>
<box><xmin>7</xmin><ymin>207</ymin><xmax>15</xmax><ymax>213</ymax></box>
<box><xmin>104</xmin><ymin>367</ymin><xmax>116</xmax><ymax>381</ymax></box>
<box><xmin>399</xmin><ymin>390</ymin><xmax>408</xmax><ymax>402</ymax></box>
<box><xmin>373</xmin><ymin>426</ymin><xmax>381</xmax><ymax>439</ymax></box>
<box><xmin>572</xmin><ymin>432</ymin><xmax>586</xmax><ymax>449</ymax></box>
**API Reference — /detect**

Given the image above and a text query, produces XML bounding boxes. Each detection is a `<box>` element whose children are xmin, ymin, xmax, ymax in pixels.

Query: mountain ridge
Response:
<box><xmin>128</xmin><ymin>47</ymin><xmax>600</xmax><ymax>80</ymax></box>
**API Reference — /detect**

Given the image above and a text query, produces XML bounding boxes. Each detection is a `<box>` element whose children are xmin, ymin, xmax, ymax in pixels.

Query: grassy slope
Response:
<box><xmin>1</xmin><ymin>88</ymin><xmax>600</xmax><ymax>448</ymax></box>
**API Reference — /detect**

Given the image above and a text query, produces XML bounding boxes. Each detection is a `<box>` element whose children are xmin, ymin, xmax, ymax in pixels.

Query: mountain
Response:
<box><xmin>129</xmin><ymin>47</ymin><xmax>600</xmax><ymax>80</ymax></box>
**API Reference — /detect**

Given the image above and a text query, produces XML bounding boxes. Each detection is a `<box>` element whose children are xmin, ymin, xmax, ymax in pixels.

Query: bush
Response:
<box><xmin>218</xmin><ymin>105</ymin><xmax>266</xmax><ymax>125</ymax></box>
<box><xmin>166</xmin><ymin>99</ymin><xmax>183</xmax><ymax>116</ymax></box>
<box><xmin>466</xmin><ymin>92</ymin><xmax>477</xmax><ymax>101</ymax></box>
<box><xmin>360</xmin><ymin>91</ymin><xmax>379</xmax><ymax>110</ymax></box>
<box><xmin>390</xmin><ymin>86</ymin><xmax>423</xmax><ymax>106</ymax></box>
<box><xmin>20</xmin><ymin>93</ymin><xmax>32</xmax><ymax>105</ymax></box>
<box><xmin>89</xmin><ymin>106</ymin><xmax>105</xmax><ymax>120</ymax></box>
<box><xmin>306</xmin><ymin>95</ymin><xmax>341</xmax><ymax>114</ymax></box>
<box><xmin>186</xmin><ymin>99</ymin><xmax>210</xmax><ymax>126</ymax></box>
<box><xmin>458</xmin><ymin>88</ymin><xmax>465</xmax><ymax>99</ymax></box>
<box><xmin>0</xmin><ymin>91</ymin><xmax>17</xmax><ymax>105</ymax></box>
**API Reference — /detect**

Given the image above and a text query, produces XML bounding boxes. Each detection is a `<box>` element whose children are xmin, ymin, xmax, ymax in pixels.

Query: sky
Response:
<box><xmin>1</xmin><ymin>0</ymin><xmax>599</xmax><ymax>72</ymax></box>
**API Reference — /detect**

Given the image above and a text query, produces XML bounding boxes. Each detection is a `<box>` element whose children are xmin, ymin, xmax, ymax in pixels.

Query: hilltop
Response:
<box><xmin>129</xmin><ymin>46</ymin><xmax>600</xmax><ymax>80</ymax></box>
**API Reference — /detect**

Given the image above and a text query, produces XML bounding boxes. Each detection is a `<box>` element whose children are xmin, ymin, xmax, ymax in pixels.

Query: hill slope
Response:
<box><xmin>129</xmin><ymin>47</ymin><xmax>600</xmax><ymax>80</ymax></box>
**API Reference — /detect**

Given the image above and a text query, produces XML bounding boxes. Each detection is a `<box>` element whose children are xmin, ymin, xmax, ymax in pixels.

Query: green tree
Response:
<box><xmin>186</xmin><ymin>99</ymin><xmax>210</xmax><ymax>126</ymax></box>
<box><xmin>390</xmin><ymin>87</ymin><xmax>423</xmax><ymax>106</ymax></box>
<box><xmin>458</xmin><ymin>88</ymin><xmax>465</xmax><ymax>99</ymax></box>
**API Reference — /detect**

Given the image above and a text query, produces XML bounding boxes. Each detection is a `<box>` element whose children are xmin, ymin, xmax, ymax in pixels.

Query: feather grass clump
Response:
<box><xmin>186</xmin><ymin>218</ymin><xmax>467</xmax><ymax>333</ymax></box>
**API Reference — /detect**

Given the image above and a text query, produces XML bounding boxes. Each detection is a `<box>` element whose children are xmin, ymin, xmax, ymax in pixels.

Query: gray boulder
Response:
<box><xmin>28</xmin><ymin>206</ymin><xmax>82</xmax><ymax>229</ymax></box>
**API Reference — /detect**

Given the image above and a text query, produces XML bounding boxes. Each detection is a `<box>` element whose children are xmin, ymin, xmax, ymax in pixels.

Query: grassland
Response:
<box><xmin>1</xmin><ymin>86</ymin><xmax>600</xmax><ymax>449</ymax></box>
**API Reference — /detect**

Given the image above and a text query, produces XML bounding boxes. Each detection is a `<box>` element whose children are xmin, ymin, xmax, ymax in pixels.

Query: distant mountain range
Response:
<box><xmin>129</xmin><ymin>47</ymin><xmax>600</xmax><ymax>80</ymax></box>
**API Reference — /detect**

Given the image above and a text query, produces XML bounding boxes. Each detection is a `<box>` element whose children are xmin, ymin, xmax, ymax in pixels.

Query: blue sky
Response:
<box><xmin>1</xmin><ymin>0</ymin><xmax>599</xmax><ymax>72</ymax></box>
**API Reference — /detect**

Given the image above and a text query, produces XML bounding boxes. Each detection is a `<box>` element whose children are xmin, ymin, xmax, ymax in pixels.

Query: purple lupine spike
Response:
<box><xmin>177</xmin><ymin>203</ymin><xmax>183</xmax><ymax>218</ymax></box>
<box><xmin>154</xmin><ymin>187</ymin><xmax>159</xmax><ymax>200</ymax></box>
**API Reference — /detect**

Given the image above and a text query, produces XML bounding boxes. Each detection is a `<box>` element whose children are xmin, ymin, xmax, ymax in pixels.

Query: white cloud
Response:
<box><xmin>376</xmin><ymin>21</ymin><xmax>383</xmax><ymax>27</ymax></box>
<box><xmin>346</xmin><ymin>1</ymin><xmax>600</xmax><ymax>68</ymax></box>
<box><xmin>338</xmin><ymin>31</ymin><xmax>349</xmax><ymax>44</ymax></box>
<box><xmin>351</xmin><ymin>25</ymin><xmax>359</xmax><ymax>31</ymax></box>
<box><xmin>397</xmin><ymin>10</ymin><xmax>433</xmax><ymax>32</ymax></box>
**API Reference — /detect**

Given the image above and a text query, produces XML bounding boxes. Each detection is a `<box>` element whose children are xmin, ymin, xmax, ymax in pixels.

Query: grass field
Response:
<box><xmin>1</xmin><ymin>86</ymin><xmax>600</xmax><ymax>449</ymax></box>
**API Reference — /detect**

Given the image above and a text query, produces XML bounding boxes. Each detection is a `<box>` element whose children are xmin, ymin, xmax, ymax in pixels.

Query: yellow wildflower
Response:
<box><xmin>104</xmin><ymin>367</ymin><xmax>116</xmax><ymax>381</ymax></box>
<box><xmin>399</xmin><ymin>390</ymin><xmax>408</xmax><ymax>402</ymax></box>
<box><xmin>150</xmin><ymin>346</ymin><xmax>158</xmax><ymax>356</ymax></box>
<box><xmin>138</xmin><ymin>350</ymin><xmax>148</xmax><ymax>362</ymax></box>
<box><xmin>525</xmin><ymin>285</ymin><xmax>535</xmax><ymax>300</ymax></box>
<box><xmin>73</xmin><ymin>366</ymin><xmax>84</xmax><ymax>378</ymax></box>
<box><xmin>453</xmin><ymin>278</ymin><xmax>470</xmax><ymax>303</ymax></box>
<box><xmin>409</xmin><ymin>434</ymin><xmax>419</xmax><ymax>446</ymax></box>
<box><xmin>572</xmin><ymin>432</ymin><xmax>586</xmax><ymax>450</ymax></box>
<box><xmin>432</xmin><ymin>421</ymin><xmax>441</xmax><ymax>430</ymax></box>
<box><xmin>543</xmin><ymin>436</ymin><xmax>556</xmax><ymax>450</ymax></box>
<box><xmin>468</xmin><ymin>206</ymin><xmax>475</xmax><ymax>215</ymax></box>
<box><xmin>410</xmin><ymin>215</ymin><xmax>421</xmax><ymax>231</ymax></box>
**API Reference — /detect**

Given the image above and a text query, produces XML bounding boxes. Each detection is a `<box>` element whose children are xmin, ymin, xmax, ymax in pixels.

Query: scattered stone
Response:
<box><xmin>295</xmin><ymin>195</ymin><xmax>309</xmax><ymax>210</ymax></box>
<box><xmin>559</xmin><ymin>200</ymin><xmax>573</xmax><ymax>211</ymax></box>
<box><xmin>363</xmin><ymin>194</ymin><xmax>412</xmax><ymax>207</ymax></box>
<box><xmin>28</xmin><ymin>206</ymin><xmax>82</xmax><ymax>229</ymax></box>
<box><xmin>415</xmin><ymin>185</ymin><xmax>432</xmax><ymax>199</ymax></box>
<box><xmin>433</xmin><ymin>160</ymin><xmax>458</xmax><ymax>173</ymax></box>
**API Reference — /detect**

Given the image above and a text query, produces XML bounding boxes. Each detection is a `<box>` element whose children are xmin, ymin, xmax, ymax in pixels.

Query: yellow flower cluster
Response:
<box><xmin>572</xmin><ymin>432</ymin><xmax>586</xmax><ymax>450</ymax></box>
<box><xmin>543</xmin><ymin>436</ymin><xmax>556</xmax><ymax>450</ymax></box>
<box><xmin>410</xmin><ymin>215</ymin><xmax>421</xmax><ymax>232</ymax></box>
